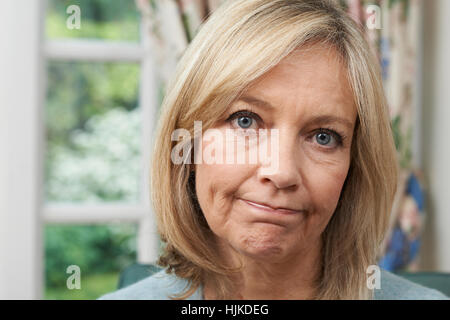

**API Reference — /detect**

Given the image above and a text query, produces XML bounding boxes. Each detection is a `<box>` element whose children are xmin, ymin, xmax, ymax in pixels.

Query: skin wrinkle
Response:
<box><xmin>196</xmin><ymin>44</ymin><xmax>357</xmax><ymax>299</ymax></box>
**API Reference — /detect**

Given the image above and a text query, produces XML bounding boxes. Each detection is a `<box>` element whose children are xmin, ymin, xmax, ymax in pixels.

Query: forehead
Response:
<box><xmin>245</xmin><ymin>45</ymin><xmax>356</xmax><ymax>120</ymax></box>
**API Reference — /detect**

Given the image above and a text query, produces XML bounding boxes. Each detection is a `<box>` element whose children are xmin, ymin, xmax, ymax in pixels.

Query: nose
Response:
<box><xmin>257</xmin><ymin>129</ymin><xmax>301</xmax><ymax>190</ymax></box>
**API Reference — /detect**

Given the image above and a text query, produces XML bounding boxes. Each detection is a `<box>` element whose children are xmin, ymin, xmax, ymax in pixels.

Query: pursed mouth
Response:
<box><xmin>239</xmin><ymin>198</ymin><xmax>304</xmax><ymax>215</ymax></box>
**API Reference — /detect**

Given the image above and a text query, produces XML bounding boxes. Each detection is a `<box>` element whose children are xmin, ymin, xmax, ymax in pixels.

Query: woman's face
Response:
<box><xmin>195</xmin><ymin>45</ymin><xmax>357</xmax><ymax>263</ymax></box>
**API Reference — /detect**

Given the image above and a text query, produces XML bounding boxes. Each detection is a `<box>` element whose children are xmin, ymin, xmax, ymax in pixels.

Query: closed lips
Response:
<box><xmin>240</xmin><ymin>198</ymin><xmax>303</xmax><ymax>214</ymax></box>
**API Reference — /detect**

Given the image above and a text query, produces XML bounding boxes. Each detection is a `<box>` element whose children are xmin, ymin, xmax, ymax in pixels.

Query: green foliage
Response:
<box><xmin>44</xmin><ymin>106</ymin><xmax>140</xmax><ymax>298</ymax></box>
<box><xmin>45</xmin><ymin>224</ymin><xmax>136</xmax><ymax>290</ymax></box>
<box><xmin>44</xmin><ymin>105</ymin><xmax>141</xmax><ymax>299</ymax></box>
<box><xmin>46</xmin><ymin>107</ymin><xmax>141</xmax><ymax>203</ymax></box>
<box><xmin>45</xmin><ymin>62</ymin><xmax>139</xmax><ymax>150</ymax></box>
<box><xmin>391</xmin><ymin>115</ymin><xmax>412</xmax><ymax>169</ymax></box>
<box><xmin>45</xmin><ymin>272</ymin><xmax>119</xmax><ymax>300</ymax></box>
<box><xmin>46</xmin><ymin>0</ymin><xmax>140</xmax><ymax>41</ymax></box>
<box><xmin>44</xmin><ymin>0</ymin><xmax>143</xmax><ymax>299</ymax></box>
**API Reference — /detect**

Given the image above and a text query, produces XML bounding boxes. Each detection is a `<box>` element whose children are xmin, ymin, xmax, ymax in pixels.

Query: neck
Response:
<box><xmin>204</xmin><ymin>239</ymin><xmax>323</xmax><ymax>300</ymax></box>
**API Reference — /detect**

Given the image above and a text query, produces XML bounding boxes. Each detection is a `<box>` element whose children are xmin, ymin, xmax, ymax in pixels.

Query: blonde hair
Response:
<box><xmin>150</xmin><ymin>0</ymin><xmax>398</xmax><ymax>299</ymax></box>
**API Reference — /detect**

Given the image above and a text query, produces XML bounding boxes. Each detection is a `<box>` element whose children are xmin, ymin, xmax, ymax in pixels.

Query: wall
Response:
<box><xmin>0</xmin><ymin>0</ymin><xmax>44</xmax><ymax>299</ymax></box>
<box><xmin>420</xmin><ymin>0</ymin><xmax>450</xmax><ymax>272</ymax></box>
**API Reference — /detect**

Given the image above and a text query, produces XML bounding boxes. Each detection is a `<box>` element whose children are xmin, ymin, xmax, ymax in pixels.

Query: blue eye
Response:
<box><xmin>314</xmin><ymin>130</ymin><xmax>342</xmax><ymax>148</ymax></box>
<box><xmin>237</xmin><ymin>116</ymin><xmax>253</xmax><ymax>129</ymax></box>
<box><xmin>226</xmin><ymin>110</ymin><xmax>260</xmax><ymax>130</ymax></box>
<box><xmin>316</xmin><ymin>132</ymin><xmax>332</xmax><ymax>145</ymax></box>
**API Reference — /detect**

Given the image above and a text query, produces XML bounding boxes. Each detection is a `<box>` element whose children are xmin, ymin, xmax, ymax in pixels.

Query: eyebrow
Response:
<box><xmin>238</xmin><ymin>95</ymin><xmax>354</xmax><ymax>130</ymax></box>
<box><xmin>306</xmin><ymin>115</ymin><xmax>354</xmax><ymax>130</ymax></box>
<box><xmin>239</xmin><ymin>95</ymin><xmax>275</xmax><ymax>110</ymax></box>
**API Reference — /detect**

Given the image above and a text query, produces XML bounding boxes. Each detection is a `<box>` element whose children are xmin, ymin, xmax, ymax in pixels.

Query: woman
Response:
<box><xmin>101</xmin><ymin>0</ymin><xmax>447</xmax><ymax>300</ymax></box>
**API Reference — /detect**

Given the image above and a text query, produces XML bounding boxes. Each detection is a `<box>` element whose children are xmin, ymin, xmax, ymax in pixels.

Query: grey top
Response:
<box><xmin>98</xmin><ymin>268</ymin><xmax>448</xmax><ymax>300</ymax></box>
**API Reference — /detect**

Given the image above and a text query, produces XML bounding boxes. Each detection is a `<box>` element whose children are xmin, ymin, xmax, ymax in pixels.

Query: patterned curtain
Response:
<box><xmin>137</xmin><ymin>0</ymin><xmax>424</xmax><ymax>272</ymax></box>
<box><xmin>342</xmin><ymin>0</ymin><xmax>424</xmax><ymax>272</ymax></box>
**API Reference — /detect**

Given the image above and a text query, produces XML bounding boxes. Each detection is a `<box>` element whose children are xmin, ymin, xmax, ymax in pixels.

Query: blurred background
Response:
<box><xmin>0</xmin><ymin>0</ymin><xmax>449</xmax><ymax>299</ymax></box>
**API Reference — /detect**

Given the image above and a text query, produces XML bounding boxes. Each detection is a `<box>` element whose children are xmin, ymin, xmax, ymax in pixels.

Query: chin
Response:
<box><xmin>234</xmin><ymin>231</ymin><xmax>290</xmax><ymax>261</ymax></box>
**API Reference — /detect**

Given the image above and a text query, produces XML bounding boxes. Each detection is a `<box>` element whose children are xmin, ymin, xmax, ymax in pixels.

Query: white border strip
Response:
<box><xmin>43</xmin><ymin>204</ymin><xmax>147</xmax><ymax>224</ymax></box>
<box><xmin>44</xmin><ymin>39</ymin><xmax>144</xmax><ymax>62</ymax></box>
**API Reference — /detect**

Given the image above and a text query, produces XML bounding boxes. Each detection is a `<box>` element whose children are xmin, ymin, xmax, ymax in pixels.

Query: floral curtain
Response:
<box><xmin>342</xmin><ymin>0</ymin><xmax>424</xmax><ymax>272</ymax></box>
<box><xmin>137</xmin><ymin>0</ymin><xmax>424</xmax><ymax>272</ymax></box>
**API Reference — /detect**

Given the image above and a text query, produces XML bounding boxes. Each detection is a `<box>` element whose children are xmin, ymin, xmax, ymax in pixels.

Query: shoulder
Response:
<box><xmin>98</xmin><ymin>269</ymin><xmax>203</xmax><ymax>300</ymax></box>
<box><xmin>374</xmin><ymin>269</ymin><xmax>448</xmax><ymax>300</ymax></box>
<box><xmin>98</xmin><ymin>267</ymin><xmax>448</xmax><ymax>300</ymax></box>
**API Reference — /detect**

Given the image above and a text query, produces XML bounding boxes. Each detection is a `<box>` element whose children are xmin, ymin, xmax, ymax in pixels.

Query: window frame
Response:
<box><xmin>0</xmin><ymin>0</ymin><xmax>160</xmax><ymax>299</ymax></box>
<box><xmin>42</xmin><ymin>0</ymin><xmax>160</xmax><ymax>272</ymax></box>
<box><xmin>0</xmin><ymin>0</ymin><xmax>46</xmax><ymax>300</ymax></box>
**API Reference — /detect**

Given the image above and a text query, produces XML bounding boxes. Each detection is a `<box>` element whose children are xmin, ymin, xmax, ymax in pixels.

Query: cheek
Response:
<box><xmin>195</xmin><ymin>163</ymin><xmax>226</xmax><ymax>224</ymax></box>
<box><xmin>195</xmin><ymin>127</ymin><xmax>257</xmax><ymax>219</ymax></box>
<box><xmin>195</xmin><ymin>161</ymin><xmax>256</xmax><ymax>234</ymax></box>
<box><xmin>304</xmin><ymin>155</ymin><xmax>351</xmax><ymax>216</ymax></box>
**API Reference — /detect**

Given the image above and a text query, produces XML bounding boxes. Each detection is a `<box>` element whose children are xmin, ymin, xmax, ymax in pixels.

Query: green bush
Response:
<box><xmin>43</xmin><ymin>0</ymin><xmax>147</xmax><ymax>299</ymax></box>
<box><xmin>46</xmin><ymin>107</ymin><xmax>141</xmax><ymax>203</ymax></box>
<box><xmin>44</xmin><ymin>107</ymin><xmax>140</xmax><ymax>294</ymax></box>
<box><xmin>45</xmin><ymin>224</ymin><xmax>136</xmax><ymax>288</ymax></box>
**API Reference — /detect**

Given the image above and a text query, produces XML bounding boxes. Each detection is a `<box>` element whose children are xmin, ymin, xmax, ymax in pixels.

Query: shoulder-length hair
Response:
<box><xmin>150</xmin><ymin>0</ymin><xmax>398</xmax><ymax>299</ymax></box>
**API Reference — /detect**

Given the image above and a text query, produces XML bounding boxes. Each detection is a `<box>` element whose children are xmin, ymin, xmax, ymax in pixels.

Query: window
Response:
<box><xmin>42</xmin><ymin>0</ymin><xmax>159</xmax><ymax>299</ymax></box>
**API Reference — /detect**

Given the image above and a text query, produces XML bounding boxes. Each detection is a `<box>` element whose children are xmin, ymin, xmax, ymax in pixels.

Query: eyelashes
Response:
<box><xmin>225</xmin><ymin>109</ymin><xmax>346</xmax><ymax>149</ymax></box>
<box><xmin>314</xmin><ymin>128</ymin><xmax>344</xmax><ymax>147</ymax></box>
<box><xmin>225</xmin><ymin>110</ymin><xmax>261</xmax><ymax>129</ymax></box>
